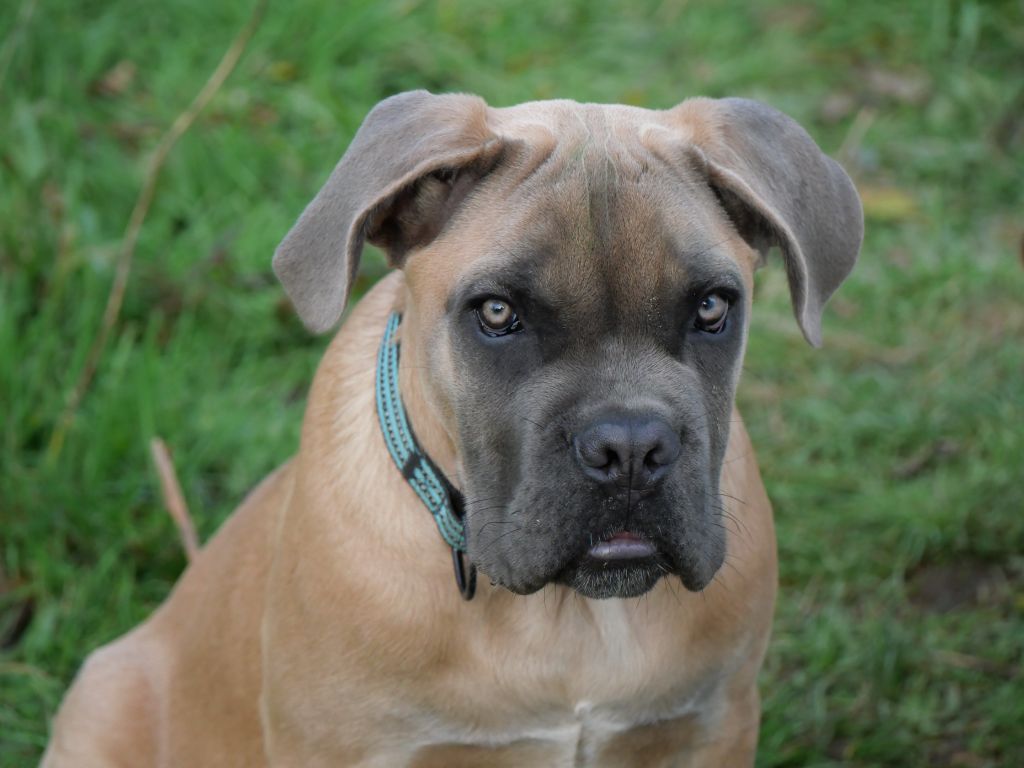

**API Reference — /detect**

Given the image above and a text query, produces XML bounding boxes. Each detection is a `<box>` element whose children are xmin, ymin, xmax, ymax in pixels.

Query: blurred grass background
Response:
<box><xmin>1</xmin><ymin>0</ymin><xmax>1022</xmax><ymax>765</ymax></box>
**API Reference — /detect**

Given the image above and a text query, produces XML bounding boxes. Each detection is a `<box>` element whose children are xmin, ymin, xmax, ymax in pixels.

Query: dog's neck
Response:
<box><xmin>398</xmin><ymin>372</ymin><xmax>459</xmax><ymax>484</ymax></box>
<box><xmin>395</xmin><ymin>310</ymin><xmax>462</xmax><ymax>488</ymax></box>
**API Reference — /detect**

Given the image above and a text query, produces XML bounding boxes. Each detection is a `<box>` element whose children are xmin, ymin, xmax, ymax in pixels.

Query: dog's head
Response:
<box><xmin>275</xmin><ymin>91</ymin><xmax>862</xmax><ymax>598</ymax></box>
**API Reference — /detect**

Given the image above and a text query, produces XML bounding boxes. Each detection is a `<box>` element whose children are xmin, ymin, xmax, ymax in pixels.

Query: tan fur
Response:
<box><xmin>41</xmin><ymin>91</ymin><xmax>864</xmax><ymax>767</ymax></box>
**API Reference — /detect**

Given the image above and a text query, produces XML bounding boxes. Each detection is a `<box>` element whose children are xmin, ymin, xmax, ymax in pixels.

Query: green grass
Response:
<box><xmin>2</xmin><ymin>0</ymin><xmax>1022</xmax><ymax>765</ymax></box>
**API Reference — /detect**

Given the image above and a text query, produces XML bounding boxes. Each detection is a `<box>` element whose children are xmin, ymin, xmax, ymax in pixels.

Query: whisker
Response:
<box><xmin>477</xmin><ymin>526</ymin><xmax>524</xmax><ymax>557</ymax></box>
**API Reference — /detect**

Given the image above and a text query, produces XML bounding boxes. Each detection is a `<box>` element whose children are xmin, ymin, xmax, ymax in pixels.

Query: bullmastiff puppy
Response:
<box><xmin>43</xmin><ymin>90</ymin><xmax>863</xmax><ymax>767</ymax></box>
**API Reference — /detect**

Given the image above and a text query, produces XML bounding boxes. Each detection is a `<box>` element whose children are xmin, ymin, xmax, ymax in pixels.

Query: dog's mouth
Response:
<box><xmin>586</xmin><ymin>530</ymin><xmax>659</xmax><ymax>561</ymax></box>
<box><xmin>555</xmin><ymin>530</ymin><xmax>668</xmax><ymax>599</ymax></box>
<box><xmin>468</xmin><ymin>487</ymin><xmax>727</xmax><ymax>598</ymax></box>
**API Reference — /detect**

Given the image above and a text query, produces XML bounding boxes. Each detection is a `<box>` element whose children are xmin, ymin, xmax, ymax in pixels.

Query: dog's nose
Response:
<box><xmin>574</xmin><ymin>415</ymin><xmax>681</xmax><ymax>490</ymax></box>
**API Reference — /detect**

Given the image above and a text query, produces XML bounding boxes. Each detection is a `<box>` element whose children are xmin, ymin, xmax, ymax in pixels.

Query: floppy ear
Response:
<box><xmin>671</xmin><ymin>98</ymin><xmax>863</xmax><ymax>346</ymax></box>
<box><xmin>273</xmin><ymin>90</ymin><xmax>502</xmax><ymax>332</ymax></box>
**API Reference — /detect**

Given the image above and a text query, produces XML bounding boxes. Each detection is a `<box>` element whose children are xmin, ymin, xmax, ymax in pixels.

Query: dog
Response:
<box><xmin>42</xmin><ymin>90</ymin><xmax>862</xmax><ymax>767</ymax></box>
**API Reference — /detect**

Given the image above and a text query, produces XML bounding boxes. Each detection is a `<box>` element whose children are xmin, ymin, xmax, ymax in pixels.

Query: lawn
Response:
<box><xmin>1</xmin><ymin>0</ymin><xmax>1022</xmax><ymax>765</ymax></box>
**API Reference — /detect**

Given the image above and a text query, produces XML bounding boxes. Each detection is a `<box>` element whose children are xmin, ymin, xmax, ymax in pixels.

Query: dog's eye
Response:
<box><xmin>476</xmin><ymin>297</ymin><xmax>522</xmax><ymax>337</ymax></box>
<box><xmin>694</xmin><ymin>292</ymin><xmax>729</xmax><ymax>334</ymax></box>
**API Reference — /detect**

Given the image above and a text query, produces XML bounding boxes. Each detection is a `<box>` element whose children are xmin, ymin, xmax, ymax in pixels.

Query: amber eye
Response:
<box><xmin>694</xmin><ymin>292</ymin><xmax>730</xmax><ymax>333</ymax></box>
<box><xmin>476</xmin><ymin>297</ymin><xmax>522</xmax><ymax>336</ymax></box>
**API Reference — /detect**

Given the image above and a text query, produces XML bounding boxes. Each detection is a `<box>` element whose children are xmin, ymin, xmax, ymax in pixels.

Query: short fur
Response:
<box><xmin>44</xmin><ymin>91</ymin><xmax>862</xmax><ymax>767</ymax></box>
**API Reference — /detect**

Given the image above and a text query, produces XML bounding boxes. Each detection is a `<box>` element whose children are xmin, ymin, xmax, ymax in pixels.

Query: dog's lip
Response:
<box><xmin>587</xmin><ymin>531</ymin><xmax>658</xmax><ymax>560</ymax></box>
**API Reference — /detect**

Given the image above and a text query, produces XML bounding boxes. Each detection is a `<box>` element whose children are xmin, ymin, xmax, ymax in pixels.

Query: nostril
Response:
<box><xmin>642</xmin><ymin>430</ymin><xmax>682</xmax><ymax>472</ymax></box>
<box><xmin>644</xmin><ymin>448</ymin><xmax>664</xmax><ymax>471</ymax></box>
<box><xmin>589</xmin><ymin>449</ymin><xmax>613</xmax><ymax>472</ymax></box>
<box><xmin>575</xmin><ymin>424</ymin><xmax>630</xmax><ymax>482</ymax></box>
<box><xmin>575</xmin><ymin>433</ymin><xmax>623</xmax><ymax>475</ymax></box>
<box><xmin>597</xmin><ymin>450</ymin><xmax>617</xmax><ymax>472</ymax></box>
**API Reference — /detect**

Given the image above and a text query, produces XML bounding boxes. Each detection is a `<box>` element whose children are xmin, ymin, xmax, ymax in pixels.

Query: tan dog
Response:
<box><xmin>43</xmin><ymin>91</ymin><xmax>862</xmax><ymax>767</ymax></box>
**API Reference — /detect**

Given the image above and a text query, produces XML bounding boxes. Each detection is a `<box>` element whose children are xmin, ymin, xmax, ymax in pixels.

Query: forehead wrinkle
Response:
<box><xmin>553</xmin><ymin>109</ymin><xmax>639</xmax><ymax>300</ymax></box>
<box><xmin>590</xmin><ymin>155</ymin><xmax>669</xmax><ymax>325</ymax></box>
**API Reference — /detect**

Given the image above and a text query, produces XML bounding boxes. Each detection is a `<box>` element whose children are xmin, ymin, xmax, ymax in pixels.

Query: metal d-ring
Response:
<box><xmin>452</xmin><ymin>547</ymin><xmax>477</xmax><ymax>601</ymax></box>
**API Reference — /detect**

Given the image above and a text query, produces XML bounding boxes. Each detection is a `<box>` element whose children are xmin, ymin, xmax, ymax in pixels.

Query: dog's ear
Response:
<box><xmin>274</xmin><ymin>90</ymin><xmax>502</xmax><ymax>333</ymax></box>
<box><xmin>670</xmin><ymin>98</ymin><xmax>863</xmax><ymax>346</ymax></box>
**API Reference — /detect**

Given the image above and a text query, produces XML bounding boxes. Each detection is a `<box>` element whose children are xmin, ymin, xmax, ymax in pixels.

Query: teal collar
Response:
<box><xmin>375</xmin><ymin>312</ymin><xmax>476</xmax><ymax>600</ymax></box>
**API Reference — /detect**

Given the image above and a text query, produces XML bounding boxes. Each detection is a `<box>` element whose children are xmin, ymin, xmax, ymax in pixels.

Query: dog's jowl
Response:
<box><xmin>44</xmin><ymin>92</ymin><xmax>862</xmax><ymax>767</ymax></box>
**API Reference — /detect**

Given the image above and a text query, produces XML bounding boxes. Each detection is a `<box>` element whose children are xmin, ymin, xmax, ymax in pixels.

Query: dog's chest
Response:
<box><xmin>405</xmin><ymin>690</ymin><xmax>716</xmax><ymax>768</ymax></box>
<box><xmin>402</xmin><ymin>598</ymin><xmax>729</xmax><ymax>767</ymax></box>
